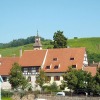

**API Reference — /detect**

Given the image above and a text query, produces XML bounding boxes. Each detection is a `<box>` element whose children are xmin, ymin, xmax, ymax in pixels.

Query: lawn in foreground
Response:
<box><xmin>2</xmin><ymin>97</ymin><xmax>11</xmax><ymax>100</ymax></box>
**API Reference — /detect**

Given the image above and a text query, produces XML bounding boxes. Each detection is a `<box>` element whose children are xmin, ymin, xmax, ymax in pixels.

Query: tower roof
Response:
<box><xmin>33</xmin><ymin>31</ymin><xmax>42</xmax><ymax>49</ymax></box>
<box><xmin>37</xmin><ymin>30</ymin><xmax>39</xmax><ymax>37</ymax></box>
<box><xmin>33</xmin><ymin>42</ymin><xmax>42</xmax><ymax>47</ymax></box>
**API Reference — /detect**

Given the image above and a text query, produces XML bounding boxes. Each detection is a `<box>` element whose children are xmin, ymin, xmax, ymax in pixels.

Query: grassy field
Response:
<box><xmin>2</xmin><ymin>97</ymin><xmax>11</xmax><ymax>100</ymax></box>
<box><xmin>0</xmin><ymin>37</ymin><xmax>100</xmax><ymax>57</ymax></box>
<box><xmin>0</xmin><ymin>44</ymin><xmax>33</xmax><ymax>57</ymax></box>
<box><xmin>68</xmin><ymin>37</ymin><xmax>100</xmax><ymax>54</ymax></box>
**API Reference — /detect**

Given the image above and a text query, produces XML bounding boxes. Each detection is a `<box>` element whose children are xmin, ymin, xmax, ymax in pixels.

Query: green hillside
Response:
<box><xmin>0</xmin><ymin>41</ymin><xmax>53</xmax><ymax>57</ymax></box>
<box><xmin>68</xmin><ymin>37</ymin><xmax>100</xmax><ymax>54</ymax></box>
<box><xmin>0</xmin><ymin>37</ymin><xmax>100</xmax><ymax>57</ymax></box>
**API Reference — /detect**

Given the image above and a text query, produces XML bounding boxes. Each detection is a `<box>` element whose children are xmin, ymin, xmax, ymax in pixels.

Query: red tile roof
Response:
<box><xmin>43</xmin><ymin>48</ymin><xmax>85</xmax><ymax>72</ymax></box>
<box><xmin>19</xmin><ymin>50</ymin><xmax>46</xmax><ymax>66</ymax></box>
<box><xmin>0</xmin><ymin>57</ymin><xmax>19</xmax><ymax>75</ymax></box>
<box><xmin>0</xmin><ymin>48</ymin><xmax>96</xmax><ymax>76</ymax></box>
<box><xmin>84</xmin><ymin>66</ymin><xmax>97</xmax><ymax>76</ymax></box>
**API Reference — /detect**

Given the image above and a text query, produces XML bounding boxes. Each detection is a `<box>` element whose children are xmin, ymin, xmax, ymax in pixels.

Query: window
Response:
<box><xmin>54</xmin><ymin>76</ymin><xmax>60</xmax><ymax>81</ymax></box>
<box><xmin>2</xmin><ymin>77</ymin><xmax>7</xmax><ymax>82</ymax></box>
<box><xmin>54</xmin><ymin>65</ymin><xmax>59</xmax><ymax>69</ymax></box>
<box><xmin>32</xmin><ymin>67</ymin><xmax>36</xmax><ymax>73</ymax></box>
<box><xmin>28</xmin><ymin>68</ymin><xmax>32</xmax><ymax>73</ymax></box>
<box><xmin>36</xmin><ymin>67</ymin><xmax>39</xmax><ymax>72</ymax></box>
<box><xmin>23</xmin><ymin>68</ymin><xmax>28</xmax><ymax>72</ymax></box>
<box><xmin>22</xmin><ymin>67</ymin><xmax>40</xmax><ymax>75</ymax></box>
<box><xmin>84</xmin><ymin>57</ymin><xmax>87</xmax><ymax>61</ymax></box>
<box><xmin>72</xmin><ymin>65</ymin><xmax>76</xmax><ymax>68</ymax></box>
<box><xmin>70</xmin><ymin>57</ymin><xmax>74</xmax><ymax>60</ymax></box>
<box><xmin>46</xmin><ymin>66</ymin><xmax>50</xmax><ymax>69</ymax></box>
<box><xmin>53</xmin><ymin>58</ymin><xmax>57</xmax><ymax>61</ymax></box>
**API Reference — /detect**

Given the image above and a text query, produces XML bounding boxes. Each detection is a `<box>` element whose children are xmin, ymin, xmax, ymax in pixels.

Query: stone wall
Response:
<box><xmin>11</xmin><ymin>93</ymin><xmax>100</xmax><ymax>100</ymax></box>
<box><xmin>11</xmin><ymin>93</ymin><xmax>35</xmax><ymax>100</ymax></box>
<box><xmin>38</xmin><ymin>95</ymin><xmax>100</xmax><ymax>100</ymax></box>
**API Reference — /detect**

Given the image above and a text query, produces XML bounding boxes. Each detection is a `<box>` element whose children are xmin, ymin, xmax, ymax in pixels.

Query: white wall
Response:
<box><xmin>1</xmin><ymin>82</ymin><xmax>11</xmax><ymax>90</ymax></box>
<box><xmin>83</xmin><ymin>52</ymin><xmax>88</xmax><ymax>67</ymax></box>
<box><xmin>25</xmin><ymin>75</ymin><xmax>41</xmax><ymax>91</ymax></box>
<box><xmin>45</xmin><ymin>73</ymin><xmax>64</xmax><ymax>86</ymax></box>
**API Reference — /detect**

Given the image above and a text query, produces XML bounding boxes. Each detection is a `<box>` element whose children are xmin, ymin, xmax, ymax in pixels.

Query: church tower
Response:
<box><xmin>33</xmin><ymin>31</ymin><xmax>42</xmax><ymax>50</ymax></box>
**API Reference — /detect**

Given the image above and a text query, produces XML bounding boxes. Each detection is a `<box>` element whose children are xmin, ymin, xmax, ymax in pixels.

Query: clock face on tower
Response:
<box><xmin>36</xmin><ymin>38</ymin><xmax>38</xmax><ymax>41</ymax></box>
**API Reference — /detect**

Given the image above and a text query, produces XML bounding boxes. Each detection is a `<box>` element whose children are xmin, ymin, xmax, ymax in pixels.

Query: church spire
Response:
<box><xmin>37</xmin><ymin>30</ymin><xmax>39</xmax><ymax>37</ymax></box>
<box><xmin>33</xmin><ymin>31</ymin><xmax>42</xmax><ymax>50</ymax></box>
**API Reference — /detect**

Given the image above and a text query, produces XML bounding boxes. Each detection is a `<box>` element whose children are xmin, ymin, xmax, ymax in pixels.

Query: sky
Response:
<box><xmin>0</xmin><ymin>0</ymin><xmax>100</xmax><ymax>43</ymax></box>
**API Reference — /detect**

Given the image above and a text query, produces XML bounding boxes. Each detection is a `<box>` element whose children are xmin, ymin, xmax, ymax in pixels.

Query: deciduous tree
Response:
<box><xmin>91</xmin><ymin>68</ymin><xmax>100</xmax><ymax>95</ymax></box>
<box><xmin>9</xmin><ymin>63</ymin><xmax>28</xmax><ymax>90</ymax></box>
<box><xmin>35</xmin><ymin>69</ymin><xmax>47</xmax><ymax>91</ymax></box>
<box><xmin>53</xmin><ymin>30</ymin><xmax>67</xmax><ymax>48</ymax></box>
<box><xmin>63</xmin><ymin>67</ymin><xmax>93</xmax><ymax>95</ymax></box>
<box><xmin>63</xmin><ymin>67</ymin><xmax>78</xmax><ymax>95</ymax></box>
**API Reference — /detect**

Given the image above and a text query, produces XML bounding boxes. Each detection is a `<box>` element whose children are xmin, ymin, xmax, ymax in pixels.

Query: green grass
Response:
<box><xmin>2</xmin><ymin>97</ymin><xmax>12</xmax><ymax>100</ymax></box>
<box><xmin>68</xmin><ymin>37</ymin><xmax>100</xmax><ymax>54</ymax></box>
<box><xmin>0</xmin><ymin>37</ymin><xmax>100</xmax><ymax>57</ymax></box>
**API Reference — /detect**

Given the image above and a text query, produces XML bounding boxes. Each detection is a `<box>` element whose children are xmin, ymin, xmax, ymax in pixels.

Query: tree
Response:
<box><xmin>75</xmin><ymin>70</ymin><xmax>93</xmax><ymax>94</ymax></box>
<box><xmin>63</xmin><ymin>67</ymin><xmax>93</xmax><ymax>95</ymax></box>
<box><xmin>43</xmin><ymin>82</ymin><xmax>59</xmax><ymax>93</ymax></box>
<box><xmin>91</xmin><ymin>67</ymin><xmax>100</xmax><ymax>95</ymax></box>
<box><xmin>9</xmin><ymin>63</ymin><xmax>28</xmax><ymax>90</ymax></box>
<box><xmin>53</xmin><ymin>30</ymin><xmax>67</xmax><ymax>48</ymax></box>
<box><xmin>35</xmin><ymin>69</ymin><xmax>47</xmax><ymax>91</ymax></box>
<box><xmin>95</xmin><ymin>67</ymin><xmax>100</xmax><ymax>83</ymax></box>
<box><xmin>88</xmin><ymin>53</ymin><xmax>100</xmax><ymax>63</ymax></box>
<box><xmin>63</xmin><ymin>67</ymin><xmax>78</xmax><ymax>96</ymax></box>
<box><xmin>49</xmin><ymin>82</ymin><xmax>59</xmax><ymax>92</ymax></box>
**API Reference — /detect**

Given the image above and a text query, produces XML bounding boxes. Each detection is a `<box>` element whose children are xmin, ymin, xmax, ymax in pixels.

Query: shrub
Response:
<box><xmin>1</xmin><ymin>90</ymin><xmax>13</xmax><ymax>97</ymax></box>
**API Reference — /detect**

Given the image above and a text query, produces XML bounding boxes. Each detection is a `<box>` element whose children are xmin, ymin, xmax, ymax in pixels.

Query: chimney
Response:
<box><xmin>20</xmin><ymin>48</ymin><xmax>22</xmax><ymax>57</ymax></box>
<box><xmin>0</xmin><ymin>54</ymin><xmax>2</xmax><ymax>58</ymax></box>
<box><xmin>0</xmin><ymin>62</ymin><xmax>1</xmax><ymax>66</ymax></box>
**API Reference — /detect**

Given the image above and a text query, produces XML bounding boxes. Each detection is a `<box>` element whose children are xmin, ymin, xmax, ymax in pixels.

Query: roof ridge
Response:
<box><xmin>48</xmin><ymin>47</ymin><xmax>85</xmax><ymax>50</ymax></box>
<box><xmin>24</xmin><ymin>49</ymin><xmax>47</xmax><ymax>51</ymax></box>
<box><xmin>0</xmin><ymin>57</ymin><xmax>19</xmax><ymax>58</ymax></box>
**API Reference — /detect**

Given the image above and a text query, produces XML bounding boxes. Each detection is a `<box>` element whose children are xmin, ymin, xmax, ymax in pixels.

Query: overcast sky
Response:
<box><xmin>0</xmin><ymin>0</ymin><xmax>100</xmax><ymax>43</ymax></box>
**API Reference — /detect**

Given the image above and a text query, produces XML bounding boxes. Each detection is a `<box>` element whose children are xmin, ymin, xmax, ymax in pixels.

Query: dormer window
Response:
<box><xmin>72</xmin><ymin>65</ymin><xmax>76</xmax><ymax>68</ymax></box>
<box><xmin>54</xmin><ymin>65</ymin><xmax>59</xmax><ymax>69</ymax></box>
<box><xmin>53</xmin><ymin>58</ymin><xmax>57</xmax><ymax>61</ymax></box>
<box><xmin>46</xmin><ymin>66</ymin><xmax>50</xmax><ymax>69</ymax></box>
<box><xmin>70</xmin><ymin>57</ymin><xmax>74</xmax><ymax>60</ymax></box>
<box><xmin>84</xmin><ymin>56</ymin><xmax>87</xmax><ymax>61</ymax></box>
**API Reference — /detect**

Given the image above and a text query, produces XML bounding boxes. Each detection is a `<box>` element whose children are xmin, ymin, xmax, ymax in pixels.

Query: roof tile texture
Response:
<box><xmin>43</xmin><ymin>48</ymin><xmax>85</xmax><ymax>72</ymax></box>
<box><xmin>84</xmin><ymin>66</ymin><xmax>97</xmax><ymax>76</ymax></box>
<box><xmin>0</xmin><ymin>48</ymin><xmax>97</xmax><ymax>76</ymax></box>
<box><xmin>19</xmin><ymin>50</ymin><xmax>46</xmax><ymax>66</ymax></box>
<box><xmin>0</xmin><ymin>57</ymin><xmax>19</xmax><ymax>75</ymax></box>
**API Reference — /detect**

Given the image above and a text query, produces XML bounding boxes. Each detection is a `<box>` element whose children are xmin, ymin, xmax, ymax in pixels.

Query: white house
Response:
<box><xmin>0</xmin><ymin>34</ymin><xmax>97</xmax><ymax>90</ymax></box>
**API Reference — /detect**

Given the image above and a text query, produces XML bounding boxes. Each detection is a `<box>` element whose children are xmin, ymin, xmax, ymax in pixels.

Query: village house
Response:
<box><xmin>0</xmin><ymin>34</ymin><xmax>97</xmax><ymax>90</ymax></box>
<box><xmin>0</xmin><ymin>57</ymin><xmax>19</xmax><ymax>89</ymax></box>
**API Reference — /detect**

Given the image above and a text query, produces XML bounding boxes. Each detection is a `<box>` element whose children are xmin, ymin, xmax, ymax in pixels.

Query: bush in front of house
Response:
<box><xmin>1</xmin><ymin>89</ymin><xmax>13</xmax><ymax>97</ymax></box>
<box><xmin>43</xmin><ymin>82</ymin><xmax>60</xmax><ymax>93</ymax></box>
